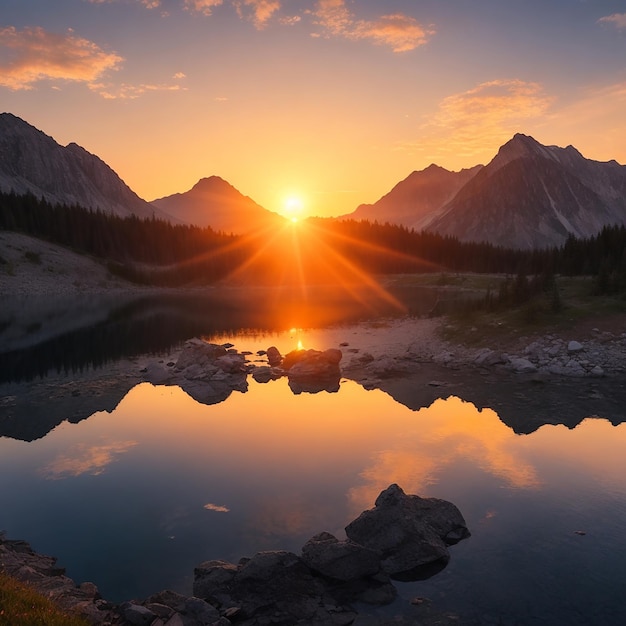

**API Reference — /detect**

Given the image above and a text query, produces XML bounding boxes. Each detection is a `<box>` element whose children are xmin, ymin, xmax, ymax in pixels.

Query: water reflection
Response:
<box><xmin>0</xmin><ymin>285</ymin><xmax>442</xmax><ymax>383</ymax></box>
<box><xmin>40</xmin><ymin>440</ymin><xmax>138</xmax><ymax>480</ymax></box>
<box><xmin>2</xmin><ymin>373</ymin><xmax>626</xmax><ymax>625</ymax></box>
<box><xmin>348</xmin><ymin>396</ymin><xmax>541</xmax><ymax>515</ymax></box>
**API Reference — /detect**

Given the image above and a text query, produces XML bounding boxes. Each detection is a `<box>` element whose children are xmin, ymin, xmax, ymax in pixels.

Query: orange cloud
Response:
<box><xmin>40</xmin><ymin>440</ymin><xmax>137</xmax><ymax>479</ymax></box>
<box><xmin>86</xmin><ymin>0</ymin><xmax>162</xmax><ymax>8</ymax></box>
<box><xmin>203</xmin><ymin>502</ymin><xmax>230</xmax><ymax>512</ymax></box>
<box><xmin>347</xmin><ymin>397</ymin><xmax>541</xmax><ymax>514</ymax></box>
<box><xmin>0</xmin><ymin>26</ymin><xmax>122</xmax><ymax>91</ymax></box>
<box><xmin>402</xmin><ymin>79</ymin><xmax>553</xmax><ymax>162</ymax></box>
<box><xmin>598</xmin><ymin>13</ymin><xmax>626</xmax><ymax>31</ymax></box>
<box><xmin>234</xmin><ymin>0</ymin><xmax>281</xmax><ymax>28</ymax></box>
<box><xmin>311</xmin><ymin>0</ymin><xmax>434</xmax><ymax>52</ymax></box>
<box><xmin>353</xmin><ymin>13</ymin><xmax>435</xmax><ymax>53</ymax></box>
<box><xmin>90</xmin><ymin>81</ymin><xmax>187</xmax><ymax>99</ymax></box>
<box><xmin>183</xmin><ymin>0</ymin><xmax>224</xmax><ymax>15</ymax></box>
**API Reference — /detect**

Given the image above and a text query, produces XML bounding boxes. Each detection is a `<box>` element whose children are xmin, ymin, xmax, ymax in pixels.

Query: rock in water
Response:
<box><xmin>345</xmin><ymin>483</ymin><xmax>470</xmax><ymax>577</ymax></box>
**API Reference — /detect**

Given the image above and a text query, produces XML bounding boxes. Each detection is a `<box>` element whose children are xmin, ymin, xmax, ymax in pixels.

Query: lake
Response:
<box><xmin>1</xmin><ymin>288</ymin><xmax>626</xmax><ymax>625</ymax></box>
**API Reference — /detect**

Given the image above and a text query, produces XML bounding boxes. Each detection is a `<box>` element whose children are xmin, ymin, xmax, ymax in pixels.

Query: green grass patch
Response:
<box><xmin>0</xmin><ymin>573</ymin><xmax>89</xmax><ymax>626</ymax></box>
<box><xmin>436</xmin><ymin>274</ymin><xmax>626</xmax><ymax>348</ymax></box>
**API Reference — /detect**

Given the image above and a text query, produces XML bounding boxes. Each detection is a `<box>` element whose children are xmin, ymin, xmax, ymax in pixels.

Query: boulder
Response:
<box><xmin>175</xmin><ymin>339</ymin><xmax>227</xmax><ymax>370</ymax></box>
<box><xmin>345</xmin><ymin>484</ymin><xmax>470</xmax><ymax>578</ymax></box>
<box><xmin>301</xmin><ymin>532</ymin><xmax>381</xmax><ymax>581</ymax></box>
<box><xmin>194</xmin><ymin>551</ymin><xmax>356</xmax><ymax>626</ymax></box>
<box><xmin>363</xmin><ymin>356</ymin><xmax>412</xmax><ymax>379</ymax></box>
<box><xmin>251</xmin><ymin>365</ymin><xmax>282</xmax><ymax>383</ymax></box>
<box><xmin>266</xmin><ymin>346</ymin><xmax>282</xmax><ymax>367</ymax></box>
<box><xmin>143</xmin><ymin>340</ymin><xmax>248</xmax><ymax>405</ymax></box>
<box><xmin>568</xmin><ymin>341</ymin><xmax>584</xmax><ymax>353</ymax></box>
<box><xmin>508</xmin><ymin>357</ymin><xmax>537</xmax><ymax>373</ymax></box>
<box><xmin>281</xmin><ymin>348</ymin><xmax>343</xmax><ymax>394</ymax></box>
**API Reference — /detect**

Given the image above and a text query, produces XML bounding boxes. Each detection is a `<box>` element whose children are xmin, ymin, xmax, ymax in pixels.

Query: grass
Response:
<box><xmin>433</xmin><ymin>274</ymin><xmax>626</xmax><ymax>348</ymax></box>
<box><xmin>0</xmin><ymin>573</ymin><xmax>89</xmax><ymax>626</ymax></box>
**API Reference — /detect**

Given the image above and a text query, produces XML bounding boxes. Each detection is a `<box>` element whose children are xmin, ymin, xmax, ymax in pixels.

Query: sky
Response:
<box><xmin>1</xmin><ymin>0</ymin><xmax>626</xmax><ymax>218</ymax></box>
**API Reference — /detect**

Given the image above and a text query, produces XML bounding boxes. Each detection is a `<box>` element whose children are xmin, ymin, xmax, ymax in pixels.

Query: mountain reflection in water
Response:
<box><xmin>1</xmin><ymin>373</ymin><xmax>626</xmax><ymax>625</ymax></box>
<box><xmin>2</xmin><ymin>290</ymin><xmax>626</xmax><ymax>625</ymax></box>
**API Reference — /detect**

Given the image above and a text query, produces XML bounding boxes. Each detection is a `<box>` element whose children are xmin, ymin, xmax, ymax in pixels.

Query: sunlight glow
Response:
<box><xmin>283</xmin><ymin>195</ymin><xmax>305</xmax><ymax>219</ymax></box>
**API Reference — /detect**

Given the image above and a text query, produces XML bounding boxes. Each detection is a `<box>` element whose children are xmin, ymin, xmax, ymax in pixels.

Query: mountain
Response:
<box><xmin>347</xmin><ymin>134</ymin><xmax>626</xmax><ymax>250</ymax></box>
<box><xmin>151</xmin><ymin>176</ymin><xmax>283</xmax><ymax>234</ymax></box>
<box><xmin>427</xmin><ymin>134</ymin><xmax>626</xmax><ymax>249</ymax></box>
<box><xmin>346</xmin><ymin>164</ymin><xmax>482</xmax><ymax>230</ymax></box>
<box><xmin>0</xmin><ymin>112</ymin><xmax>165</xmax><ymax>219</ymax></box>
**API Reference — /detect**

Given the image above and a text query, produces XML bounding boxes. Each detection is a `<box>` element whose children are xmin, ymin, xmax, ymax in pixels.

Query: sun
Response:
<box><xmin>283</xmin><ymin>195</ymin><xmax>305</xmax><ymax>221</ymax></box>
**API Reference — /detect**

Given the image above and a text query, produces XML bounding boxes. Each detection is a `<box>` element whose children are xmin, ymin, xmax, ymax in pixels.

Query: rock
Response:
<box><xmin>251</xmin><ymin>365</ymin><xmax>282</xmax><ymax>383</ymax></box>
<box><xmin>363</xmin><ymin>356</ymin><xmax>411</xmax><ymax>379</ymax></box>
<box><xmin>144</xmin><ymin>340</ymin><xmax>249</xmax><ymax>405</ymax></box>
<box><xmin>474</xmin><ymin>349</ymin><xmax>508</xmax><ymax>366</ymax></box>
<box><xmin>568</xmin><ymin>340</ymin><xmax>584</xmax><ymax>353</ymax></box>
<box><xmin>183</xmin><ymin>596</ymin><xmax>220</xmax><ymax>624</ymax></box>
<box><xmin>282</xmin><ymin>348</ymin><xmax>343</xmax><ymax>394</ymax></box>
<box><xmin>508</xmin><ymin>358</ymin><xmax>537</xmax><ymax>373</ymax></box>
<box><xmin>591</xmin><ymin>365</ymin><xmax>605</xmax><ymax>377</ymax></box>
<box><xmin>175</xmin><ymin>339</ymin><xmax>227</xmax><ymax>370</ymax></box>
<box><xmin>301</xmin><ymin>532</ymin><xmax>382</xmax><ymax>581</ymax></box>
<box><xmin>345</xmin><ymin>484</ymin><xmax>470</xmax><ymax>578</ymax></box>
<box><xmin>282</xmin><ymin>348</ymin><xmax>342</xmax><ymax>371</ymax></box>
<box><xmin>193</xmin><ymin>560</ymin><xmax>239</xmax><ymax>606</ymax></box>
<box><xmin>122</xmin><ymin>602</ymin><xmax>157</xmax><ymax>625</ymax></box>
<box><xmin>288</xmin><ymin>376</ymin><xmax>341</xmax><ymax>394</ymax></box>
<box><xmin>194</xmin><ymin>550</ymin><xmax>354</xmax><ymax>626</ymax></box>
<box><xmin>214</xmin><ymin>353</ymin><xmax>246</xmax><ymax>374</ymax></box>
<box><xmin>433</xmin><ymin>350</ymin><xmax>454</xmax><ymax>365</ymax></box>
<box><xmin>266</xmin><ymin>346</ymin><xmax>282</xmax><ymax>367</ymax></box>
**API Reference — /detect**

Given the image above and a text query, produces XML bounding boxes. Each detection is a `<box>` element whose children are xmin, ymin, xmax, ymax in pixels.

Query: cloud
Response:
<box><xmin>346</xmin><ymin>397</ymin><xmax>541</xmax><ymax>515</ymax></box>
<box><xmin>311</xmin><ymin>0</ymin><xmax>434</xmax><ymax>52</ymax></box>
<box><xmin>598</xmin><ymin>13</ymin><xmax>626</xmax><ymax>31</ymax></box>
<box><xmin>40</xmin><ymin>440</ymin><xmax>137</xmax><ymax>479</ymax></box>
<box><xmin>234</xmin><ymin>1</ymin><xmax>281</xmax><ymax>29</ymax></box>
<box><xmin>90</xmin><ymin>81</ymin><xmax>187</xmax><ymax>99</ymax></box>
<box><xmin>183</xmin><ymin>0</ymin><xmax>224</xmax><ymax>15</ymax></box>
<box><xmin>203</xmin><ymin>502</ymin><xmax>230</xmax><ymax>512</ymax></box>
<box><xmin>403</xmin><ymin>79</ymin><xmax>553</xmax><ymax>161</ymax></box>
<box><xmin>0</xmin><ymin>26</ymin><xmax>123</xmax><ymax>90</ymax></box>
<box><xmin>84</xmin><ymin>0</ymin><xmax>431</xmax><ymax>45</ymax></box>
<box><xmin>86</xmin><ymin>0</ymin><xmax>162</xmax><ymax>7</ymax></box>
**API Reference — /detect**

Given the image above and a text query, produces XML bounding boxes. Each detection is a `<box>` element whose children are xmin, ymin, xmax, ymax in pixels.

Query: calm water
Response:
<box><xmin>1</xmin><ymin>291</ymin><xmax>626</xmax><ymax>625</ymax></box>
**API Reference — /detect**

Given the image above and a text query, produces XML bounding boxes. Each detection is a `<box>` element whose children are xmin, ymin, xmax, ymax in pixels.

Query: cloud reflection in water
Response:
<box><xmin>40</xmin><ymin>440</ymin><xmax>137</xmax><ymax>479</ymax></box>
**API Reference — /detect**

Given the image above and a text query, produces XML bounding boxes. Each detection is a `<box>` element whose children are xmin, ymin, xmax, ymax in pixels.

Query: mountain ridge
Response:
<box><xmin>151</xmin><ymin>175</ymin><xmax>283</xmax><ymax>234</ymax></box>
<box><xmin>344</xmin><ymin>163</ymin><xmax>482</xmax><ymax>231</ymax></box>
<box><xmin>344</xmin><ymin>133</ymin><xmax>626</xmax><ymax>249</ymax></box>
<box><xmin>0</xmin><ymin>112</ymin><xmax>165</xmax><ymax>220</ymax></box>
<box><xmin>425</xmin><ymin>134</ymin><xmax>626</xmax><ymax>249</ymax></box>
<box><xmin>2</xmin><ymin>112</ymin><xmax>625</xmax><ymax>249</ymax></box>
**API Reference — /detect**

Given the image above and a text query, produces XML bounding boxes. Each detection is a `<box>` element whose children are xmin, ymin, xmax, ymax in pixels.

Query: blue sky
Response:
<box><xmin>1</xmin><ymin>0</ymin><xmax>625</xmax><ymax>216</ymax></box>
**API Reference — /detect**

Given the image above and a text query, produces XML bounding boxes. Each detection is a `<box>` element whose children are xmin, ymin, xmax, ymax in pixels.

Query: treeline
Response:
<box><xmin>1</xmin><ymin>190</ymin><xmax>626</xmax><ymax>291</ymax></box>
<box><xmin>0</xmin><ymin>190</ymin><xmax>245</xmax><ymax>284</ymax></box>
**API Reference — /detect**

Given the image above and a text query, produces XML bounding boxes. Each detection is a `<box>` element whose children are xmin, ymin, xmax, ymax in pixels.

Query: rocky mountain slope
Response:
<box><xmin>427</xmin><ymin>134</ymin><xmax>626</xmax><ymax>249</ymax></box>
<box><xmin>346</xmin><ymin>134</ymin><xmax>626</xmax><ymax>249</ymax></box>
<box><xmin>0</xmin><ymin>113</ymin><xmax>165</xmax><ymax>219</ymax></box>
<box><xmin>151</xmin><ymin>175</ymin><xmax>283</xmax><ymax>234</ymax></box>
<box><xmin>348</xmin><ymin>164</ymin><xmax>482</xmax><ymax>231</ymax></box>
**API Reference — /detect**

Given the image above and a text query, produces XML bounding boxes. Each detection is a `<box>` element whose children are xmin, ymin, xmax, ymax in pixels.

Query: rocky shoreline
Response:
<box><xmin>2</xmin><ymin>313</ymin><xmax>626</xmax><ymax>625</ymax></box>
<box><xmin>139</xmin><ymin>316</ymin><xmax>626</xmax><ymax>413</ymax></box>
<box><xmin>1</xmin><ymin>485</ymin><xmax>470</xmax><ymax>626</ymax></box>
